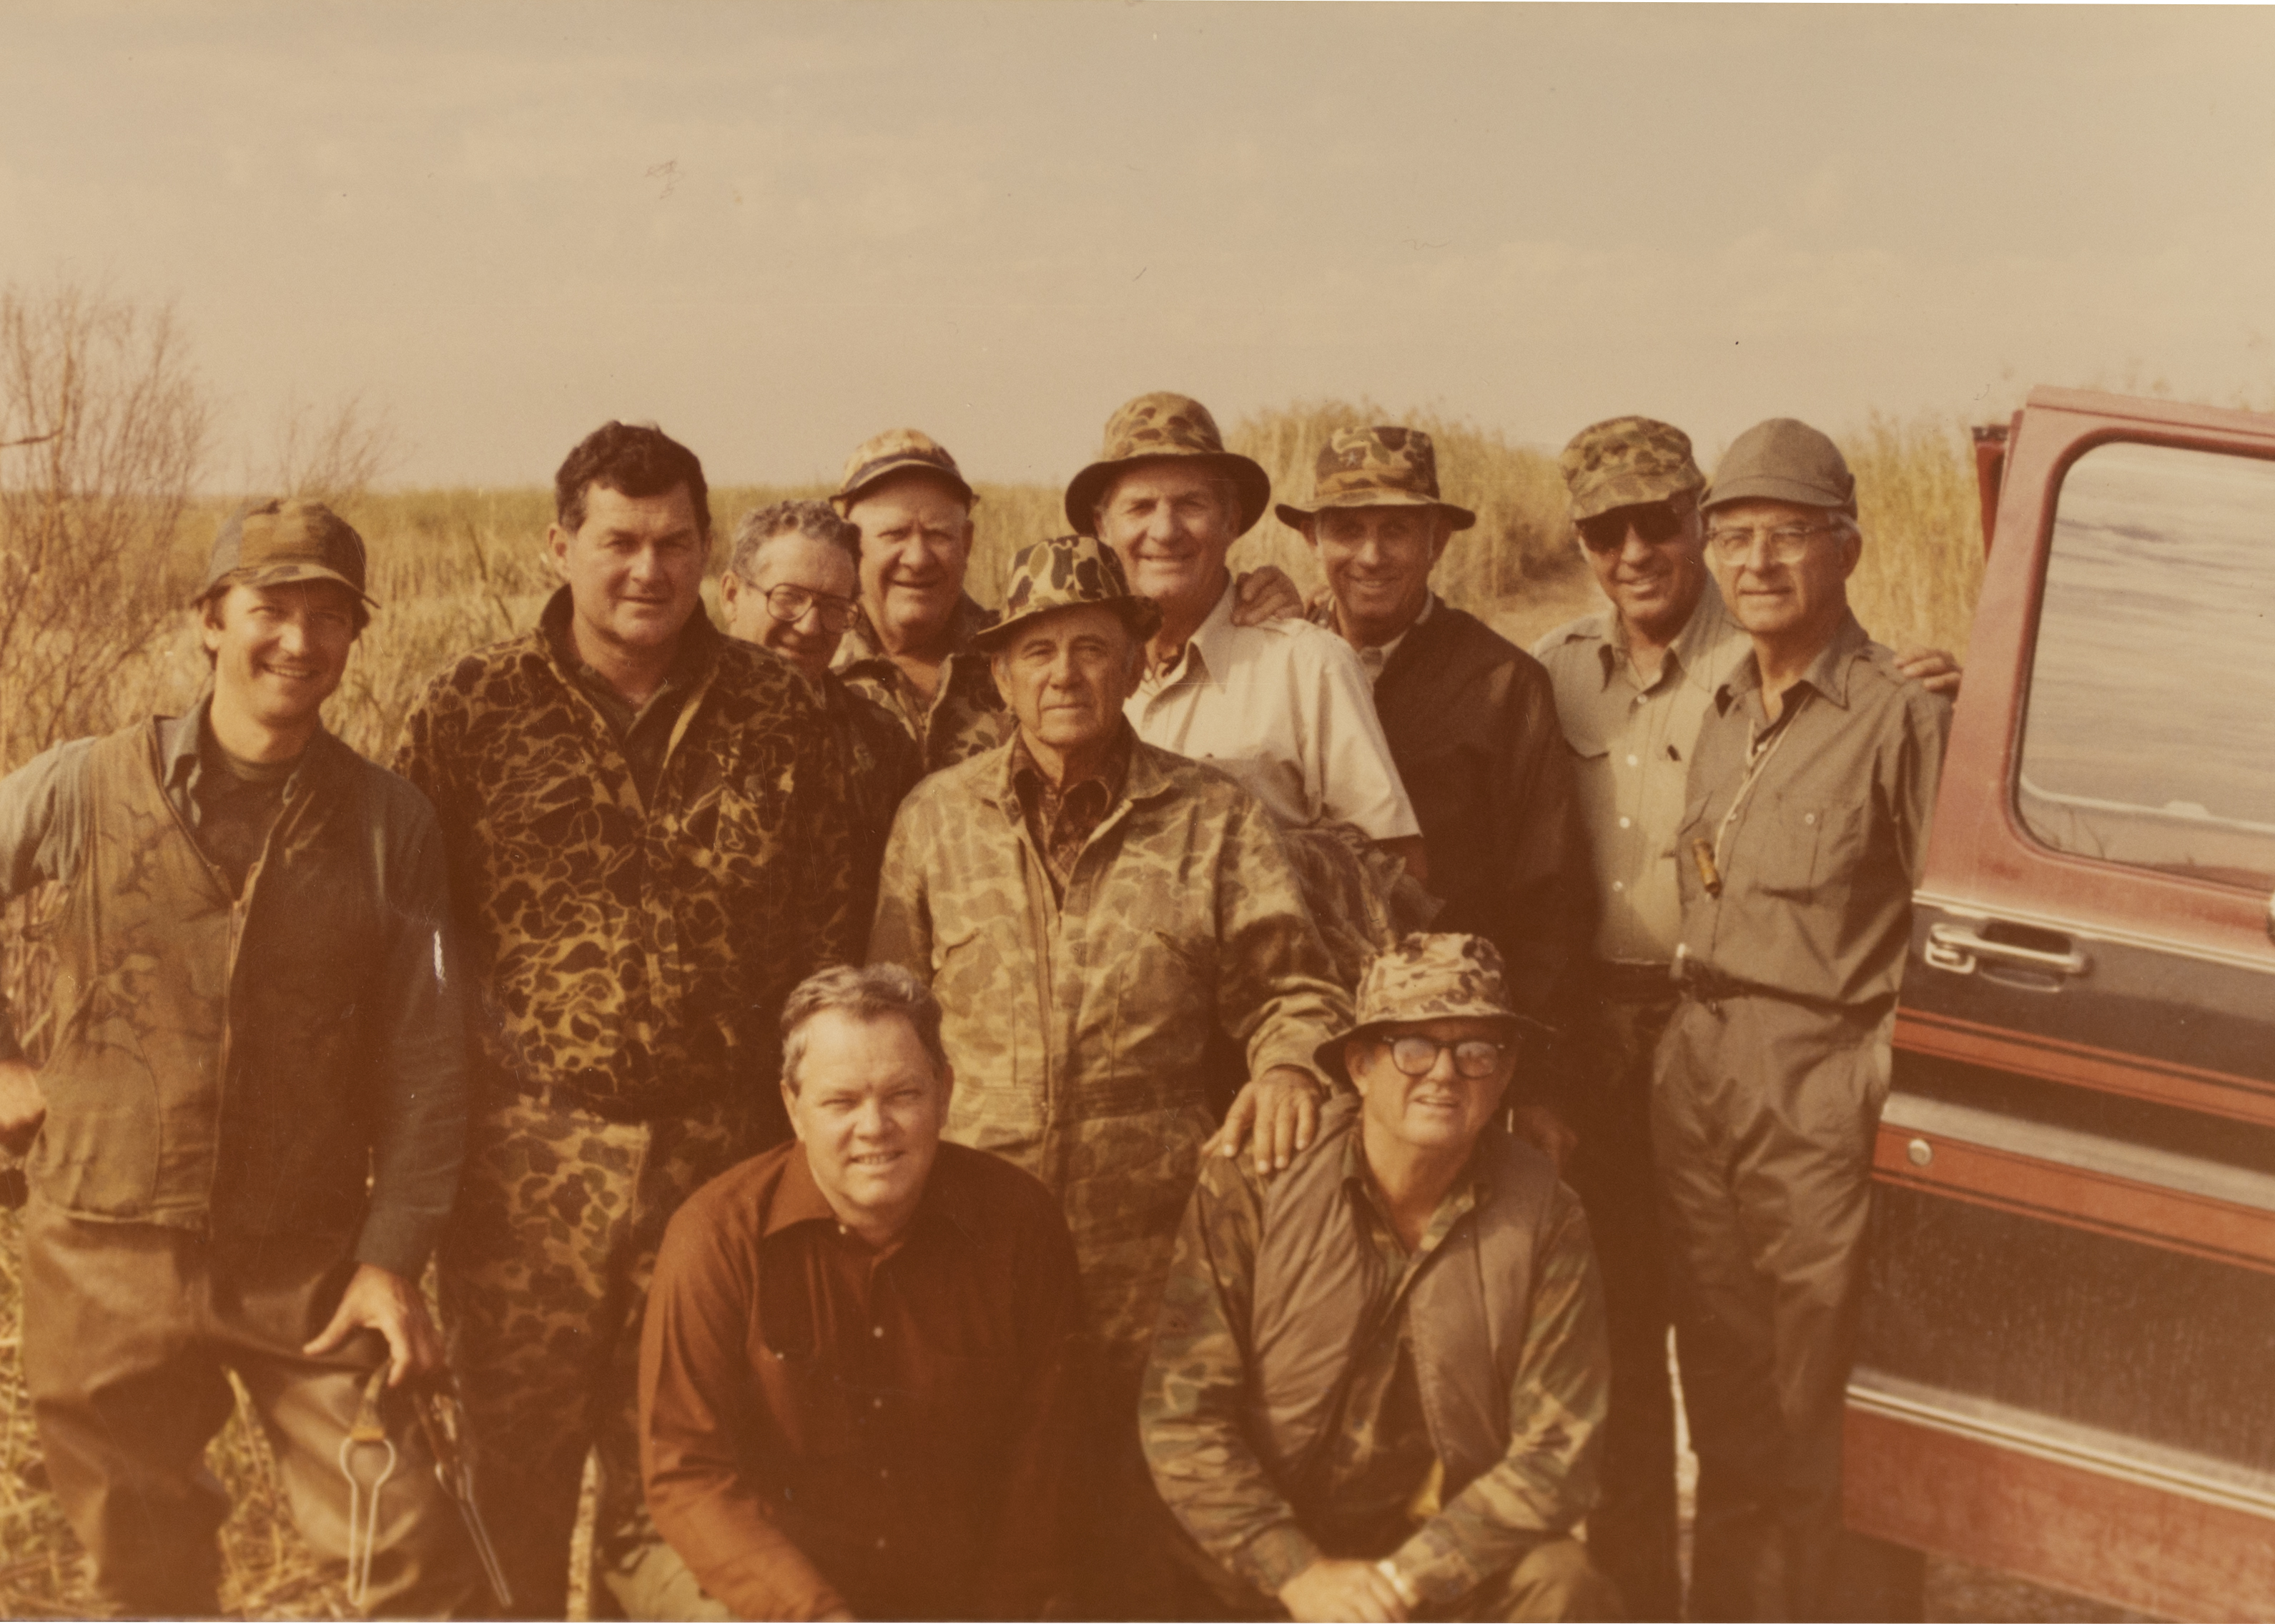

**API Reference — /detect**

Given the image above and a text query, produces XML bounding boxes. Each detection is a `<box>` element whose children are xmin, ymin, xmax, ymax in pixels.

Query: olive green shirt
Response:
<box><xmin>1534</xmin><ymin>580</ymin><xmax>1748</xmax><ymax>965</ymax></box>
<box><xmin>1674</xmin><ymin>611</ymin><xmax>1952</xmax><ymax>1009</ymax></box>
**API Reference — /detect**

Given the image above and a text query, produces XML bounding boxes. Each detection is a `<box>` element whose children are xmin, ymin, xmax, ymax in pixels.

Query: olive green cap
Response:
<box><xmin>1314</xmin><ymin>932</ymin><xmax>1542</xmax><ymax>1086</ymax></box>
<box><xmin>1063</xmin><ymin>392</ymin><xmax>1270</xmax><ymax>538</ymax></box>
<box><xmin>1702</xmin><ymin>417</ymin><xmax>1857</xmax><ymax>517</ymax></box>
<box><xmin>972</xmin><ymin>534</ymin><xmax>1161</xmax><ymax>652</ymax></box>
<box><xmin>1558</xmin><ymin>416</ymin><xmax>1706</xmax><ymax>523</ymax></box>
<box><xmin>1274</xmin><ymin>425</ymin><xmax>1476</xmax><ymax>531</ymax></box>
<box><xmin>197</xmin><ymin>498</ymin><xmax>377</xmax><ymax>608</ymax></box>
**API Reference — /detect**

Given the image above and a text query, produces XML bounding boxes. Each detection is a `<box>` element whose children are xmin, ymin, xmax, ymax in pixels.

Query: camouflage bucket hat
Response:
<box><xmin>972</xmin><ymin>534</ymin><xmax>1162</xmax><ymax>652</ymax></box>
<box><xmin>1314</xmin><ymin>932</ymin><xmax>1543</xmax><ymax>1086</ymax></box>
<box><xmin>1702</xmin><ymin>417</ymin><xmax>1857</xmax><ymax>518</ymax></box>
<box><xmin>831</xmin><ymin>427</ymin><xmax>977</xmax><ymax>513</ymax></box>
<box><xmin>1274</xmin><ymin>426</ymin><xmax>1477</xmax><ymax>531</ymax></box>
<box><xmin>1062</xmin><ymin>391</ymin><xmax>1272</xmax><ymax>538</ymax></box>
<box><xmin>1558</xmin><ymin>416</ymin><xmax>1706</xmax><ymax>523</ymax></box>
<box><xmin>197</xmin><ymin>498</ymin><xmax>377</xmax><ymax>608</ymax></box>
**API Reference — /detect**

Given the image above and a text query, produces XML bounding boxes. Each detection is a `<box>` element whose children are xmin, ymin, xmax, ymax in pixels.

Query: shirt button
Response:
<box><xmin>872</xmin><ymin>1396</ymin><xmax>884</xmax><ymax>1410</ymax></box>
<box><xmin>872</xmin><ymin>1325</ymin><xmax>884</xmax><ymax>1338</ymax></box>
<box><xmin>1618</xmin><ymin>817</ymin><xmax>1632</xmax><ymax>829</ymax></box>
<box><xmin>1612</xmin><ymin>881</ymin><xmax>1625</xmax><ymax>893</ymax></box>
<box><xmin>876</xmin><ymin>1536</ymin><xmax>887</xmax><ymax>1551</ymax></box>
<box><xmin>1805</xmin><ymin>812</ymin><xmax>1817</xmax><ymax>825</ymax></box>
<box><xmin>1626</xmin><ymin>754</ymin><xmax>1639</xmax><ymax>766</ymax></box>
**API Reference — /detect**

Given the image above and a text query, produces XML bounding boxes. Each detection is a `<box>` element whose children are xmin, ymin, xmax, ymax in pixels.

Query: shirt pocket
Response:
<box><xmin>1750</xmin><ymin>793</ymin><xmax>1865</xmax><ymax>901</ymax></box>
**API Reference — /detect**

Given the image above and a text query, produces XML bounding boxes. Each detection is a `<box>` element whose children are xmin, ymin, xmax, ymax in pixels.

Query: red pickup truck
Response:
<box><xmin>1845</xmin><ymin>387</ymin><xmax>2275</xmax><ymax>1618</ymax></box>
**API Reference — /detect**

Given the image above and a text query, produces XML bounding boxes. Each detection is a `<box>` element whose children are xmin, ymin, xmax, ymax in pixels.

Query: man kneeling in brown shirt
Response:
<box><xmin>638</xmin><ymin>965</ymin><xmax>1090</xmax><ymax>1620</ymax></box>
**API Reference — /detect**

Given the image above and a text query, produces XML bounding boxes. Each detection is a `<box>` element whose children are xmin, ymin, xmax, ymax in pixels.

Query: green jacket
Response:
<box><xmin>869</xmin><ymin>734</ymin><xmax>1350</xmax><ymax>1377</ymax></box>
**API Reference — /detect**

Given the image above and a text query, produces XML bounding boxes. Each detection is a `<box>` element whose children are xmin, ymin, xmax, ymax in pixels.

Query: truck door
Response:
<box><xmin>1845</xmin><ymin>388</ymin><xmax>2275</xmax><ymax>1620</ymax></box>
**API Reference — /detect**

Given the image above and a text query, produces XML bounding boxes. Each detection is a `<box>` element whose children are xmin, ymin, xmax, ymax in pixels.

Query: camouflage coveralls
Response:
<box><xmin>868</xmin><ymin>734</ymin><xmax>1350</xmax><ymax>1392</ymax></box>
<box><xmin>831</xmin><ymin>593</ymin><xmax>1010</xmax><ymax>771</ymax></box>
<box><xmin>1142</xmin><ymin>1109</ymin><xmax>1614</xmax><ymax>1621</ymax></box>
<box><xmin>395</xmin><ymin>591</ymin><xmax>858</xmax><ymax>1618</ymax></box>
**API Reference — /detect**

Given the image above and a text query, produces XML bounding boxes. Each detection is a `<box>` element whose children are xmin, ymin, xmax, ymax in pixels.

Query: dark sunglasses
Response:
<box><xmin>1576</xmin><ymin>502</ymin><xmax>1686</xmax><ymax>555</ymax></box>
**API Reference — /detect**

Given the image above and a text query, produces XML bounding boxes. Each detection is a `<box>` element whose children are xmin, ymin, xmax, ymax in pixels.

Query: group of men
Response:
<box><xmin>0</xmin><ymin>386</ymin><xmax>1956</xmax><ymax>1623</ymax></box>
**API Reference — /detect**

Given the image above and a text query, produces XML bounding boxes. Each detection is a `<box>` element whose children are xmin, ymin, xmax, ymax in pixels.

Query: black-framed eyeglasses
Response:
<box><xmin>1383</xmin><ymin>1035</ymin><xmax>1509</xmax><ymax>1079</ymax></box>
<box><xmin>760</xmin><ymin>583</ymin><xmax>859</xmax><ymax>633</ymax></box>
<box><xmin>1576</xmin><ymin>501</ymin><xmax>1687</xmax><ymax>555</ymax></box>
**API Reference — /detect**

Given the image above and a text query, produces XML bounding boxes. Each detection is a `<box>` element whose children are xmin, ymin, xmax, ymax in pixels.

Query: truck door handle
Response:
<box><xmin>1924</xmin><ymin>924</ymin><xmax>2088</xmax><ymax>978</ymax></box>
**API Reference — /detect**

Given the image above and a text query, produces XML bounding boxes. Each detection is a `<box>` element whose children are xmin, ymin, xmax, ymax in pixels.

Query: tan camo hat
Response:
<box><xmin>971</xmin><ymin>533</ymin><xmax>1162</xmax><ymax>653</ymax></box>
<box><xmin>1314</xmin><ymin>932</ymin><xmax>1542</xmax><ymax>1086</ymax></box>
<box><xmin>1702</xmin><ymin>417</ymin><xmax>1857</xmax><ymax>518</ymax></box>
<box><xmin>1275</xmin><ymin>426</ymin><xmax>1476</xmax><ymax>532</ymax></box>
<box><xmin>1062</xmin><ymin>391</ymin><xmax>1271</xmax><ymax>538</ymax></box>
<box><xmin>197</xmin><ymin>498</ymin><xmax>377</xmax><ymax>608</ymax></box>
<box><xmin>1558</xmin><ymin>416</ymin><xmax>1706</xmax><ymax>523</ymax></box>
<box><xmin>830</xmin><ymin>427</ymin><xmax>977</xmax><ymax>513</ymax></box>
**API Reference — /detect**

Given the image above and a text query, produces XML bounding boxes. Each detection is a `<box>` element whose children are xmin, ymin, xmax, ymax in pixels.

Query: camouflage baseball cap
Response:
<box><xmin>1062</xmin><ymin>392</ymin><xmax>1271</xmax><ymax>538</ymax></box>
<box><xmin>1702</xmin><ymin>417</ymin><xmax>1857</xmax><ymax>518</ymax></box>
<box><xmin>1558</xmin><ymin>416</ymin><xmax>1706</xmax><ymax>523</ymax></box>
<box><xmin>197</xmin><ymin>498</ymin><xmax>377</xmax><ymax>608</ymax></box>
<box><xmin>1274</xmin><ymin>426</ymin><xmax>1477</xmax><ymax>532</ymax></box>
<box><xmin>1314</xmin><ymin>932</ymin><xmax>1541</xmax><ymax>1085</ymax></box>
<box><xmin>972</xmin><ymin>534</ymin><xmax>1161</xmax><ymax>652</ymax></box>
<box><xmin>831</xmin><ymin>427</ymin><xmax>977</xmax><ymax>513</ymax></box>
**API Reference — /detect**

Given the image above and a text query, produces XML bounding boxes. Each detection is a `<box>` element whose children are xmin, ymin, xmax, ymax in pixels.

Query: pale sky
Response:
<box><xmin>6</xmin><ymin>2</ymin><xmax>2274</xmax><ymax>490</ymax></box>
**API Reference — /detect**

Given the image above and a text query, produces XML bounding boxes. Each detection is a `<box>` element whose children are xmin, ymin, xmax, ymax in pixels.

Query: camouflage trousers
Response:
<box><xmin>1165</xmin><ymin>1530</ymin><xmax>1619</xmax><ymax>1622</ymax></box>
<box><xmin>438</xmin><ymin>1092</ymin><xmax>760</xmax><ymax>1621</ymax></box>
<box><xmin>1278</xmin><ymin>821</ymin><xmax>1443</xmax><ymax>990</ymax></box>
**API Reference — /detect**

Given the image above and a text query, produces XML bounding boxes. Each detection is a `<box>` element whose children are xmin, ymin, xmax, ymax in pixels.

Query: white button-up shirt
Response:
<box><xmin>1127</xmin><ymin>579</ymin><xmax>1420</xmax><ymax>841</ymax></box>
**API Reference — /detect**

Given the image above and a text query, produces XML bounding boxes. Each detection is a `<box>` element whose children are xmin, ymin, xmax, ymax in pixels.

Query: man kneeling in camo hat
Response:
<box><xmin>1144</xmin><ymin>932</ymin><xmax>1618</xmax><ymax>1623</ymax></box>
<box><xmin>869</xmin><ymin>533</ymin><xmax>1350</xmax><ymax>1610</ymax></box>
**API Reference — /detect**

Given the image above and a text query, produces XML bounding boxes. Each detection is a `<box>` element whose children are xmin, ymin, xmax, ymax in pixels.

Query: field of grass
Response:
<box><xmin>0</xmin><ymin>405</ymin><xmax>1990</xmax><ymax>1618</ymax></box>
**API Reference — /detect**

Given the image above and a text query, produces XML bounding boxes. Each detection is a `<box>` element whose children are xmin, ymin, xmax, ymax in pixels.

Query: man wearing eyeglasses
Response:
<box><xmin>720</xmin><ymin>498</ymin><xmax>921</xmax><ymax>901</ymax></box>
<box><xmin>1142</xmin><ymin>933</ymin><xmax>1619</xmax><ymax>1624</ymax></box>
<box><xmin>1535</xmin><ymin>418</ymin><xmax>1958</xmax><ymax>1620</ymax></box>
<box><xmin>1657</xmin><ymin>418</ymin><xmax>1953</xmax><ymax>1620</ymax></box>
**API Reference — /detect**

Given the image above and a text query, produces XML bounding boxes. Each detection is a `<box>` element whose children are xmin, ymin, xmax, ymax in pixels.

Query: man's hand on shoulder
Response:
<box><xmin>1895</xmin><ymin>645</ymin><xmax>1963</xmax><ymax>699</ymax></box>
<box><xmin>0</xmin><ymin>1057</ymin><xmax>46</xmax><ymax>1157</ymax></box>
<box><xmin>304</xmin><ymin>1262</ymin><xmax>447</xmax><ymax>1388</ymax></box>
<box><xmin>1231</xmin><ymin>566</ymin><xmax>1308</xmax><ymax>626</ymax></box>
<box><xmin>1208</xmin><ymin>1064</ymin><xmax>1325</xmax><ymax>1176</ymax></box>
<box><xmin>1279</xmin><ymin>1558</ymin><xmax>1408</xmax><ymax>1624</ymax></box>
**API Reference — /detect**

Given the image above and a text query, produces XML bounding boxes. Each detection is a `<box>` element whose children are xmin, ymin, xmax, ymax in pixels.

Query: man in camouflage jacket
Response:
<box><xmin>395</xmin><ymin>422</ymin><xmax>858</xmax><ymax>1619</ymax></box>
<box><xmin>1142</xmin><ymin>936</ymin><xmax>1617</xmax><ymax>1623</ymax></box>
<box><xmin>869</xmin><ymin>535</ymin><xmax>1351</xmax><ymax>1609</ymax></box>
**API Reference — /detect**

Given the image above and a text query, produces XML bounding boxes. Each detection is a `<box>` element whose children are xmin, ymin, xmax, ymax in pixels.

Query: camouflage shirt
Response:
<box><xmin>868</xmin><ymin>737</ymin><xmax>1350</xmax><ymax>1381</ymax></box>
<box><xmin>395</xmin><ymin>589</ymin><xmax>859</xmax><ymax>1131</ymax></box>
<box><xmin>1141</xmin><ymin>1129</ymin><xmax>1606</xmax><ymax>1609</ymax></box>
<box><xmin>831</xmin><ymin>593</ymin><xmax>1008</xmax><ymax>773</ymax></box>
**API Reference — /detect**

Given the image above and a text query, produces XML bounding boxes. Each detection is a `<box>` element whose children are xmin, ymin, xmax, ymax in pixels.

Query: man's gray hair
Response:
<box><xmin>729</xmin><ymin>499</ymin><xmax>861</xmax><ymax>583</ymax></box>
<box><xmin>780</xmin><ymin>964</ymin><xmax>947</xmax><ymax>1095</ymax></box>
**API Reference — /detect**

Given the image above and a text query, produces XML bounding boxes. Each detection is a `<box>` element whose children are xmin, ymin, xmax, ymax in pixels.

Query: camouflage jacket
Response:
<box><xmin>1140</xmin><ymin>1110</ymin><xmax>1607</xmax><ymax>1610</ymax></box>
<box><xmin>868</xmin><ymin>733</ymin><xmax>1350</xmax><ymax>1380</ymax></box>
<box><xmin>830</xmin><ymin>593</ymin><xmax>1009</xmax><ymax>773</ymax></box>
<box><xmin>395</xmin><ymin>590</ymin><xmax>859</xmax><ymax>1134</ymax></box>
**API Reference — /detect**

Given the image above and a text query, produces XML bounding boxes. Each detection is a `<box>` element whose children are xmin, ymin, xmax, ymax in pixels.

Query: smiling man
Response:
<box><xmin>638</xmin><ymin>964</ymin><xmax>1087</xmax><ymax>1620</ymax></box>
<box><xmin>1655</xmin><ymin>418</ymin><xmax>1952</xmax><ymax>1621</ymax></box>
<box><xmin>1143</xmin><ymin>934</ymin><xmax>1618</xmax><ymax>1624</ymax></box>
<box><xmin>869</xmin><ymin>533</ymin><xmax>1350</xmax><ymax>1613</ymax></box>
<box><xmin>396</xmin><ymin>421</ymin><xmax>859</xmax><ymax>1618</ymax></box>
<box><xmin>0</xmin><ymin>500</ymin><xmax>481</xmax><ymax>1615</ymax></box>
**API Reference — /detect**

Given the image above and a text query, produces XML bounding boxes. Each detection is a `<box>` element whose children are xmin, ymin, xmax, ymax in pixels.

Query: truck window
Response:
<box><xmin>2015</xmin><ymin>440</ymin><xmax>2275</xmax><ymax>889</ymax></box>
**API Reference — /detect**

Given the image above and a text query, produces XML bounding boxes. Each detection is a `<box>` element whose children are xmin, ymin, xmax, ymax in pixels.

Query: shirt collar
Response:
<box><xmin>1719</xmin><ymin>608</ymin><xmax>1870</xmax><ymax>715</ymax></box>
<box><xmin>764</xmin><ymin>1141</ymin><xmax>976</xmax><ymax>1249</ymax></box>
<box><xmin>1597</xmin><ymin>577</ymin><xmax>1732</xmax><ymax>694</ymax></box>
<box><xmin>1008</xmin><ymin>718</ymin><xmax>1133</xmax><ymax>806</ymax></box>
<box><xmin>538</xmin><ymin>584</ymin><xmax>718</xmax><ymax>690</ymax></box>
<box><xmin>1177</xmin><ymin>575</ymin><xmax>1242</xmax><ymax>682</ymax></box>
<box><xmin>162</xmin><ymin>688</ymin><xmax>328</xmax><ymax>801</ymax></box>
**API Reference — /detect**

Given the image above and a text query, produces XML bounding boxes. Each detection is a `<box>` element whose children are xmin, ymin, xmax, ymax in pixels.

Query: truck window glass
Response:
<box><xmin>2016</xmin><ymin>440</ymin><xmax>2275</xmax><ymax>889</ymax></box>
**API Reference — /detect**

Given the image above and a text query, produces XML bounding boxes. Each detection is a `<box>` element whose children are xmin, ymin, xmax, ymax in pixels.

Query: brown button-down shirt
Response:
<box><xmin>1674</xmin><ymin>612</ymin><xmax>1953</xmax><ymax>1010</ymax></box>
<box><xmin>638</xmin><ymin>1138</ymin><xmax>1089</xmax><ymax>1621</ymax></box>
<box><xmin>1008</xmin><ymin>721</ymin><xmax>1134</xmax><ymax>903</ymax></box>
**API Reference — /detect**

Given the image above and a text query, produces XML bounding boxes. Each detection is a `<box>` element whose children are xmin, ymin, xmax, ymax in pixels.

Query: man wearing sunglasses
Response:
<box><xmin>721</xmin><ymin>498</ymin><xmax>921</xmax><ymax>903</ymax></box>
<box><xmin>1658</xmin><ymin>418</ymin><xmax>1952</xmax><ymax>1620</ymax></box>
<box><xmin>1535</xmin><ymin>418</ymin><xmax>1958</xmax><ymax>1620</ymax></box>
<box><xmin>1143</xmin><ymin>933</ymin><xmax>1619</xmax><ymax>1623</ymax></box>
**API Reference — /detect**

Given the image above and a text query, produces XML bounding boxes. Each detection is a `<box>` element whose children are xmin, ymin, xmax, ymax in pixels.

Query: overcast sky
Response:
<box><xmin>7</xmin><ymin>2</ymin><xmax>2274</xmax><ymax>490</ymax></box>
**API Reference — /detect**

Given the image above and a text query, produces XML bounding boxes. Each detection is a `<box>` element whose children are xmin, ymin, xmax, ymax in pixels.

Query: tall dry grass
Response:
<box><xmin>0</xmin><ymin>404</ymin><xmax>1988</xmax><ymax>1618</ymax></box>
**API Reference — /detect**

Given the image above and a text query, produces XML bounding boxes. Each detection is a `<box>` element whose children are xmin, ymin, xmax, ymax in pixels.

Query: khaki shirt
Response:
<box><xmin>1674</xmin><ymin>612</ymin><xmax>1953</xmax><ymax>1010</ymax></box>
<box><xmin>1534</xmin><ymin>583</ymin><xmax>1749</xmax><ymax>964</ymax></box>
<box><xmin>869</xmin><ymin>736</ymin><xmax>1350</xmax><ymax>1379</ymax></box>
<box><xmin>1128</xmin><ymin>579</ymin><xmax>1420</xmax><ymax>841</ymax></box>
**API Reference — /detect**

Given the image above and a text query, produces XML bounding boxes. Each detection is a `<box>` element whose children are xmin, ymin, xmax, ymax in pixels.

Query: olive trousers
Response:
<box><xmin>1652</xmin><ymin>993</ymin><xmax>1922</xmax><ymax>1623</ymax></box>
<box><xmin>20</xmin><ymin>1201</ymin><xmax>482</xmax><ymax>1619</ymax></box>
